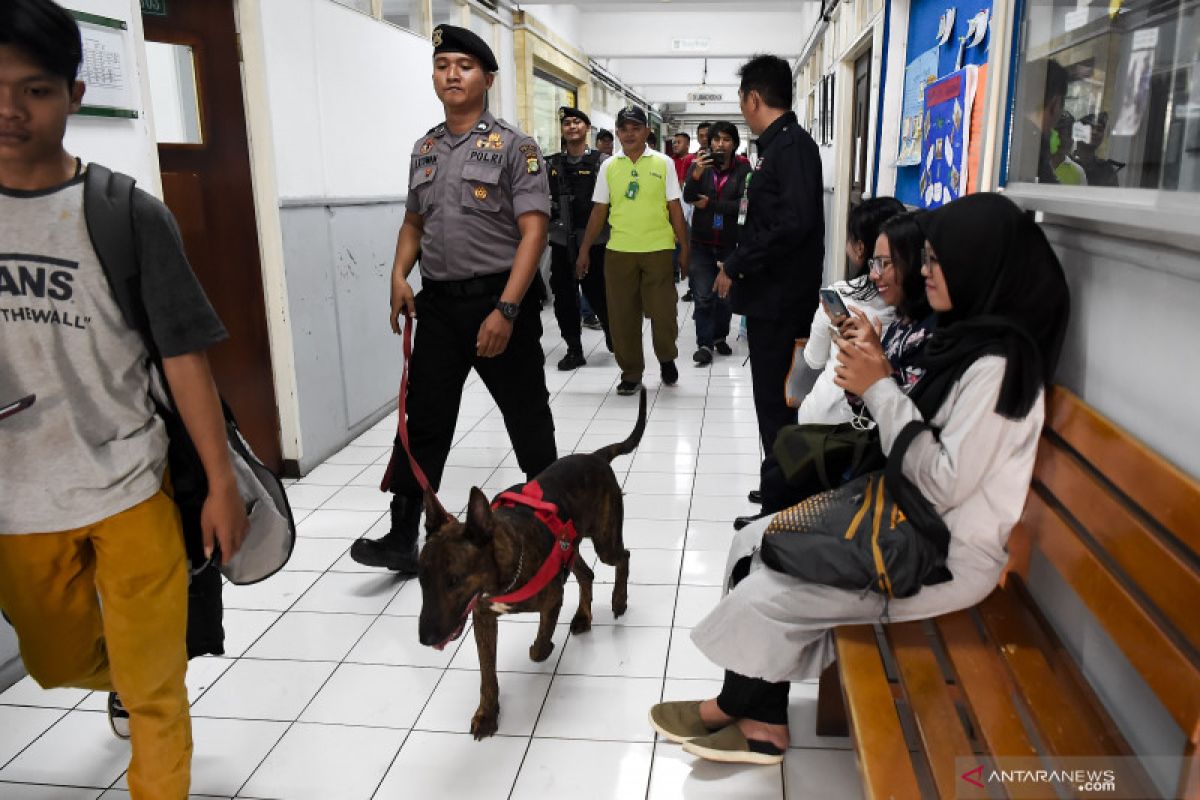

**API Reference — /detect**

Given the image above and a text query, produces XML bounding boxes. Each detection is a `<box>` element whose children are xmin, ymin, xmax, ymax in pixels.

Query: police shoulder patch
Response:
<box><xmin>519</xmin><ymin>143</ymin><xmax>539</xmax><ymax>158</ymax></box>
<box><xmin>526</xmin><ymin>156</ymin><xmax>541</xmax><ymax>174</ymax></box>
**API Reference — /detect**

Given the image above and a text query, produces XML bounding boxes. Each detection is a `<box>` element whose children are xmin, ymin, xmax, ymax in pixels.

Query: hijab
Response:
<box><xmin>910</xmin><ymin>193</ymin><xmax>1070</xmax><ymax>420</ymax></box>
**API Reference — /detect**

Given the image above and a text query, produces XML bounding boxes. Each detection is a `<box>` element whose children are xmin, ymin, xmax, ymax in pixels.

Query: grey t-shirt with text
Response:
<box><xmin>0</xmin><ymin>169</ymin><xmax>226</xmax><ymax>533</ymax></box>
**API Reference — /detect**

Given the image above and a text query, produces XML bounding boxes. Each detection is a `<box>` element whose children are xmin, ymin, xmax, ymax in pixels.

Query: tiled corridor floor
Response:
<box><xmin>0</xmin><ymin>296</ymin><xmax>865</xmax><ymax>799</ymax></box>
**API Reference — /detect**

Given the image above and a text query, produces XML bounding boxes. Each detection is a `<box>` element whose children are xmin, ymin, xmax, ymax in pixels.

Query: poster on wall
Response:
<box><xmin>897</xmin><ymin>47</ymin><xmax>940</xmax><ymax>166</ymax></box>
<box><xmin>919</xmin><ymin>66</ymin><xmax>978</xmax><ymax>208</ymax></box>
<box><xmin>67</xmin><ymin>10</ymin><xmax>139</xmax><ymax>118</ymax></box>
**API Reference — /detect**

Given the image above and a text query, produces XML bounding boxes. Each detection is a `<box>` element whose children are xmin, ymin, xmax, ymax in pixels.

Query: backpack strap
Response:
<box><xmin>83</xmin><ymin>164</ymin><xmax>160</xmax><ymax>362</ymax></box>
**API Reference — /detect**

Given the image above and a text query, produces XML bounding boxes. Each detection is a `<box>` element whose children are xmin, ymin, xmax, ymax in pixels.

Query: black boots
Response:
<box><xmin>558</xmin><ymin>347</ymin><xmax>587</xmax><ymax>371</ymax></box>
<box><xmin>349</xmin><ymin>495</ymin><xmax>421</xmax><ymax>574</ymax></box>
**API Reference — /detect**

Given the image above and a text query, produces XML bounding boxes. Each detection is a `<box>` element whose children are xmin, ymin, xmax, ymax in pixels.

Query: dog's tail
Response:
<box><xmin>592</xmin><ymin>386</ymin><xmax>647</xmax><ymax>463</ymax></box>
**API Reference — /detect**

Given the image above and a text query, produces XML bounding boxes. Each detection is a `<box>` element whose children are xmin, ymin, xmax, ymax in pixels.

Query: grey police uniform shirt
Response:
<box><xmin>406</xmin><ymin>111</ymin><xmax>551</xmax><ymax>280</ymax></box>
<box><xmin>0</xmin><ymin>170</ymin><xmax>227</xmax><ymax>534</ymax></box>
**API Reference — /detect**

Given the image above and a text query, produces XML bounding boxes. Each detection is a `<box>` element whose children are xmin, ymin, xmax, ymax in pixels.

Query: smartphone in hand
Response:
<box><xmin>820</xmin><ymin>288</ymin><xmax>850</xmax><ymax>321</ymax></box>
<box><xmin>0</xmin><ymin>394</ymin><xmax>35</xmax><ymax>422</ymax></box>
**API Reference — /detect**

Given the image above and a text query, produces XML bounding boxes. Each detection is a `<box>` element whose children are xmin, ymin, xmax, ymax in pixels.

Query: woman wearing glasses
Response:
<box><xmin>649</xmin><ymin>193</ymin><xmax>1070</xmax><ymax>766</ymax></box>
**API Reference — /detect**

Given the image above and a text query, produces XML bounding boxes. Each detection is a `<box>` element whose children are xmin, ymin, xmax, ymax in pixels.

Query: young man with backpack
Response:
<box><xmin>0</xmin><ymin>1</ymin><xmax>247</xmax><ymax>795</ymax></box>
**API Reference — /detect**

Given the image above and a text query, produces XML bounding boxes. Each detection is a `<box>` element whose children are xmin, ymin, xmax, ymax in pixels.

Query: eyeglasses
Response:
<box><xmin>921</xmin><ymin>248</ymin><xmax>941</xmax><ymax>269</ymax></box>
<box><xmin>867</xmin><ymin>257</ymin><xmax>894</xmax><ymax>277</ymax></box>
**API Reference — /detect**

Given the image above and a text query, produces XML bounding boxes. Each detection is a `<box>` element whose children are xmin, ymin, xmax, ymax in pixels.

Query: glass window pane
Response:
<box><xmin>145</xmin><ymin>42</ymin><xmax>203</xmax><ymax>145</ymax></box>
<box><xmin>532</xmin><ymin>71</ymin><xmax>577</xmax><ymax>155</ymax></box>
<box><xmin>1008</xmin><ymin>0</ymin><xmax>1200</xmax><ymax>191</ymax></box>
<box><xmin>329</xmin><ymin>0</ymin><xmax>372</xmax><ymax>13</ymax></box>
<box><xmin>431</xmin><ymin>0</ymin><xmax>460</xmax><ymax>27</ymax></box>
<box><xmin>383</xmin><ymin>0</ymin><xmax>426</xmax><ymax>32</ymax></box>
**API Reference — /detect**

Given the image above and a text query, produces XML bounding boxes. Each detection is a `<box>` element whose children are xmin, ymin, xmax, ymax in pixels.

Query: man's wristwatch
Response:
<box><xmin>495</xmin><ymin>301</ymin><xmax>520</xmax><ymax>321</ymax></box>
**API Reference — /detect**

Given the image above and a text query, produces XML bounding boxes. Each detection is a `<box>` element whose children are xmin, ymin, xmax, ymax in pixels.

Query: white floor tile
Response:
<box><xmin>450</xmin><ymin>620</ymin><xmax>568</xmax><ymax>674</ymax></box>
<box><xmin>0</xmin><ymin>677</ymin><xmax>86</xmax><ymax>710</ymax></box>
<box><xmin>297</xmin><ymin>463</ymin><xmax>366</xmax><ymax>486</ymax></box>
<box><xmin>444</xmin><ymin>447</ymin><xmax>510</xmax><ymax>468</ymax></box>
<box><xmin>283</xmin><ymin>537</ymin><xmax>352</xmax><ymax>572</ymax></box>
<box><xmin>244</xmin><ymin>611</ymin><xmax>375</xmax><ymax>661</ymax></box>
<box><xmin>673</xmin><ymin>585</ymin><xmax>724</xmax><ymax>627</ymax></box>
<box><xmin>787</xmin><ymin>681</ymin><xmax>853</xmax><ymax>750</ymax></box>
<box><xmin>348</xmin><ymin>462</ymin><xmax>388</xmax><ymax>487</ymax></box>
<box><xmin>0</xmin><ymin>705</ymin><xmax>66</xmax><ymax>766</ymax></box>
<box><xmin>320</xmin><ymin>486</ymin><xmax>392</xmax><ymax>512</ymax></box>
<box><xmin>415</xmin><ymin>669</ymin><xmax>551</xmax><ymax>736</ymax></box>
<box><xmin>184</xmin><ymin>656</ymin><xmax>236</xmax><ymax>706</ymax></box>
<box><xmin>380</xmin><ymin>579</ymin><xmax>423</xmax><ymax>616</ymax></box>
<box><xmin>693</xmin><ymin>472</ymin><xmax>760</xmax><ymax>497</ymax></box>
<box><xmin>626</xmin><ymin>435</ymin><xmax>697</xmax><ymax>454</ymax></box>
<box><xmin>623</xmin><ymin>471</ymin><xmax>694</xmax><ymax>494</ymax></box>
<box><xmin>284</xmin><ymin>484</ymin><xmax>340</xmax><ymax>510</ymax></box>
<box><xmin>783</xmin><ymin>748</ymin><xmax>864</xmax><ymax>799</ymax></box>
<box><xmin>685</xmin><ymin>520</ymin><xmax>739</xmax><ymax>552</ymax></box>
<box><xmin>0</xmin><ymin>784</ymin><xmax>99</xmax><ymax>799</ymax></box>
<box><xmin>622</xmin><ymin>518</ymin><xmax>687</xmax><ymax>550</ymax></box>
<box><xmin>647</xmin><ymin>745</ymin><xmax>784</xmax><ymax>800</ymax></box>
<box><xmin>511</xmin><ymin>739</ymin><xmax>653</xmax><ymax>800</ymax></box>
<box><xmin>661</xmin><ymin>677</ymin><xmax>724</xmax><ymax>704</ymax></box>
<box><xmin>681</xmin><ymin>549</ymin><xmax>727</xmax><ymax>585</ymax></box>
<box><xmin>590</xmin><ymin>583</ymin><xmax>679</xmax><ymax>627</ymax></box>
<box><xmin>220</xmin><ymin>609</ymin><xmax>283</xmax><ymax>657</ymax></box>
<box><xmin>292</xmin><ymin>571</ymin><xmax>402</xmax><ymax>615</ymax></box>
<box><xmin>239</xmin><ymin>722</ymin><xmax>405</xmax><ymax>800</ymax></box>
<box><xmin>324</xmin><ymin>445</ymin><xmax>390</xmax><ymax>465</ymax></box>
<box><xmin>189</xmin><ymin>659</ymin><xmax>335</xmax><ymax>721</ymax></box>
<box><xmin>591</xmin><ymin>548</ymin><xmax>682</xmax><ymax>585</ymax></box>
<box><xmin>689</xmin><ymin>493</ymin><xmax>746</xmax><ymax>523</ymax></box>
<box><xmin>666</xmin><ymin>630</ymin><xmax>723</xmax><ymax>680</ymax></box>
<box><xmin>629</xmin><ymin>451</ymin><xmax>698</xmax><ymax>473</ymax></box>
<box><xmin>0</xmin><ymin>711</ymin><xmax>127</xmax><ymax>788</ymax></box>
<box><xmin>351</xmin><ymin>428</ymin><xmax>397</xmax><ymax>448</ymax></box>
<box><xmin>300</xmin><ymin>663</ymin><xmax>441</xmax><ymax>728</ymax></box>
<box><xmin>534</xmin><ymin>675</ymin><xmax>662</xmax><ymax>741</ymax></box>
<box><xmin>346</xmin><ymin>615</ymin><xmax>462</xmax><ymax>668</ymax></box>
<box><xmin>697</xmin><ymin>452</ymin><xmax>762</xmax><ymax>474</ymax></box>
<box><xmin>556</xmin><ymin>625</ymin><xmax>671</xmax><ymax>678</ymax></box>
<box><xmin>222</xmin><ymin>571</ymin><xmax>321</xmax><ymax>611</ymax></box>
<box><xmin>375</xmin><ymin>730</ymin><xmax>527</xmax><ymax>800</ymax></box>
<box><xmin>296</xmin><ymin>509</ymin><xmax>384</xmax><ymax>539</ymax></box>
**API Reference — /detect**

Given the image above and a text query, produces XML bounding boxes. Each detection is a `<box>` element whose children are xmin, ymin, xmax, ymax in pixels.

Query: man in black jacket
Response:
<box><xmin>683</xmin><ymin>120</ymin><xmax>751</xmax><ymax>365</ymax></box>
<box><xmin>716</xmin><ymin>55</ymin><xmax>824</xmax><ymax>503</ymax></box>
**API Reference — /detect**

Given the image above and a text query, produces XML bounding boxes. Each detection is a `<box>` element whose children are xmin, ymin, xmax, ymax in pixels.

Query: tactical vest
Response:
<box><xmin>548</xmin><ymin>150</ymin><xmax>606</xmax><ymax>241</ymax></box>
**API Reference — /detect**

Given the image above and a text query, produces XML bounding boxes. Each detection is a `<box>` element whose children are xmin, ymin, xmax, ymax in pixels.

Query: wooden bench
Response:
<box><xmin>817</xmin><ymin>387</ymin><xmax>1200</xmax><ymax>799</ymax></box>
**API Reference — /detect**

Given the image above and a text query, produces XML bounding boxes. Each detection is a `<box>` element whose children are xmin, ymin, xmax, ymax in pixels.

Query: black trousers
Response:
<box><xmin>549</xmin><ymin>242</ymin><xmax>610</xmax><ymax>350</ymax></box>
<box><xmin>746</xmin><ymin>310</ymin><xmax>812</xmax><ymax>455</ymax></box>
<box><xmin>387</xmin><ymin>284</ymin><xmax>557</xmax><ymax>498</ymax></box>
<box><xmin>715</xmin><ymin>558</ymin><xmax>790</xmax><ymax>725</ymax></box>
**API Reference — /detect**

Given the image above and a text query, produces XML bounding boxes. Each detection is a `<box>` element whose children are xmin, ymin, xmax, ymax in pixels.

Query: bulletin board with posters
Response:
<box><xmin>893</xmin><ymin>0</ymin><xmax>993</xmax><ymax>206</ymax></box>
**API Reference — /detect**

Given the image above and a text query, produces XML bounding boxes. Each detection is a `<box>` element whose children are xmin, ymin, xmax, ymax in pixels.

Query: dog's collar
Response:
<box><xmin>485</xmin><ymin>480</ymin><xmax>578</xmax><ymax>610</ymax></box>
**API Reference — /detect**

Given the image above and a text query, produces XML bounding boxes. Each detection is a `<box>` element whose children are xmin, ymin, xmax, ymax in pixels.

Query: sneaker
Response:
<box><xmin>692</xmin><ymin>346</ymin><xmax>713</xmax><ymax>366</ymax></box>
<box><xmin>617</xmin><ymin>380</ymin><xmax>642</xmax><ymax>396</ymax></box>
<box><xmin>681</xmin><ymin>725</ymin><xmax>785</xmax><ymax>765</ymax></box>
<box><xmin>714</xmin><ymin>341</ymin><xmax>733</xmax><ymax>356</ymax></box>
<box><xmin>107</xmin><ymin>692</ymin><xmax>131</xmax><ymax>740</ymax></box>
<box><xmin>582</xmin><ymin>314</ymin><xmax>602</xmax><ymax>330</ymax></box>
<box><xmin>557</xmin><ymin>349</ymin><xmax>587</xmax><ymax>371</ymax></box>
<box><xmin>682</xmin><ymin>289</ymin><xmax>694</xmax><ymax>302</ymax></box>
<box><xmin>660</xmin><ymin>360</ymin><xmax>679</xmax><ymax>386</ymax></box>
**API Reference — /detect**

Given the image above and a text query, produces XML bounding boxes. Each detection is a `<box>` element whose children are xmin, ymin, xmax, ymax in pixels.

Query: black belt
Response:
<box><xmin>421</xmin><ymin>271</ymin><xmax>510</xmax><ymax>298</ymax></box>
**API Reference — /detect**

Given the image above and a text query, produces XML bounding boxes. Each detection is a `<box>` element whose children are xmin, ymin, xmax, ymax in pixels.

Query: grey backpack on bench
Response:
<box><xmin>83</xmin><ymin>163</ymin><xmax>295</xmax><ymax>587</ymax></box>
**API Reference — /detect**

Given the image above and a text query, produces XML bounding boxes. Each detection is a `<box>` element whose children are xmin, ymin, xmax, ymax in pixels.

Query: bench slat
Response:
<box><xmin>887</xmin><ymin>622</ymin><xmax>975</xmax><ymax>798</ymax></box>
<box><xmin>1047</xmin><ymin>387</ymin><xmax>1200</xmax><ymax>555</ymax></box>
<box><xmin>1023</xmin><ymin>490</ymin><xmax>1200</xmax><ymax>740</ymax></box>
<box><xmin>835</xmin><ymin>625</ymin><xmax>922</xmax><ymax>800</ymax></box>
<box><xmin>1035</xmin><ymin>439</ymin><xmax>1200</xmax><ymax>652</ymax></box>
<box><xmin>935</xmin><ymin>610</ymin><xmax>1045</xmax><ymax>799</ymax></box>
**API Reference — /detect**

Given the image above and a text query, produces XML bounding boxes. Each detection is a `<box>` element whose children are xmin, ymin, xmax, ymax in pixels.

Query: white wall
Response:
<box><xmin>580</xmin><ymin>11</ymin><xmax>807</xmax><ymax>59</ymax></box>
<box><xmin>519</xmin><ymin>4</ymin><xmax>583</xmax><ymax>44</ymax></box>
<box><xmin>259</xmin><ymin>0</ymin><xmax>443</xmax><ymax>201</ymax></box>
<box><xmin>62</xmin><ymin>0</ymin><xmax>161</xmax><ymax>193</ymax></box>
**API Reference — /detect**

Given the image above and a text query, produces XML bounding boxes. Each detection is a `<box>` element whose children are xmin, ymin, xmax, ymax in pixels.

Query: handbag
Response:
<box><xmin>759</xmin><ymin>421</ymin><xmax>953</xmax><ymax>599</ymax></box>
<box><xmin>772</xmin><ymin>421</ymin><xmax>885</xmax><ymax>491</ymax></box>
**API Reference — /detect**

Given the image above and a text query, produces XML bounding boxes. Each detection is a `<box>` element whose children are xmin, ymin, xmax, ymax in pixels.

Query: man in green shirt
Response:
<box><xmin>577</xmin><ymin>106</ymin><xmax>690</xmax><ymax>395</ymax></box>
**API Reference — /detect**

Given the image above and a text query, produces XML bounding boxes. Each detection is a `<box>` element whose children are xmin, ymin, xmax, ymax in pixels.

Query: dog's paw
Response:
<box><xmin>470</xmin><ymin>709</ymin><xmax>499</xmax><ymax>740</ymax></box>
<box><xmin>569</xmin><ymin>612</ymin><xmax>592</xmax><ymax>634</ymax></box>
<box><xmin>611</xmin><ymin>599</ymin><xmax>628</xmax><ymax>619</ymax></box>
<box><xmin>529</xmin><ymin>639</ymin><xmax>555</xmax><ymax>662</ymax></box>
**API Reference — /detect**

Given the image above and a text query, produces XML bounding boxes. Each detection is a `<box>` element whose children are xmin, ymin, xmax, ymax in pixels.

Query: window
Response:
<box><xmin>532</xmin><ymin>69</ymin><xmax>577</xmax><ymax>155</ymax></box>
<box><xmin>330</xmin><ymin>0</ymin><xmax>372</xmax><ymax>13</ymax></box>
<box><xmin>431</xmin><ymin>0</ymin><xmax>462</xmax><ymax>27</ymax></box>
<box><xmin>1007</xmin><ymin>0</ymin><xmax>1200</xmax><ymax>191</ymax></box>
<box><xmin>382</xmin><ymin>0</ymin><xmax>427</xmax><ymax>33</ymax></box>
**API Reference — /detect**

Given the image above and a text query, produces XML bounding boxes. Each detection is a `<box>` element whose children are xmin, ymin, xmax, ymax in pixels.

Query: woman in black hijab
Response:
<box><xmin>648</xmin><ymin>193</ymin><xmax>1070</xmax><ymax>767</ymax></box>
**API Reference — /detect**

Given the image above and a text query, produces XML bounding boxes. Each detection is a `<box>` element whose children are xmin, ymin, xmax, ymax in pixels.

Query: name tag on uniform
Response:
<box><xmin>469</xmin><ymin>150</ymin><xmax>503</xmax><ymax>166</ymax></box>
<box><xmin>414</xmin><ymin>154</ymin><xmax>437</xmax><ymax>168</ymax></box>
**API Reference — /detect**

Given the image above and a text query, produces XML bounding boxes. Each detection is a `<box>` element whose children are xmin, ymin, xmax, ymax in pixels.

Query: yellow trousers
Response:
<box><xmin>0</xmin><ymin>491</ymin><xmax>192</xmax><ymax>798</ymax></box>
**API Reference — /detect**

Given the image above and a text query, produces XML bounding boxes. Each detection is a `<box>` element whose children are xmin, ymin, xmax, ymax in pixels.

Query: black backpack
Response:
<box><xmin>82</xmin><ymin>164</ymin><xmax>295</xmax><ymax>657</ymax></box>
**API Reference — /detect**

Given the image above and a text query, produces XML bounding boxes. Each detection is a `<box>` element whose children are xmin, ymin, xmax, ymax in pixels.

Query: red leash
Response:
<box><xmin>380</xmin><ymin>312</ymin><xmax>450</xmax><ymax>519</ymax></box>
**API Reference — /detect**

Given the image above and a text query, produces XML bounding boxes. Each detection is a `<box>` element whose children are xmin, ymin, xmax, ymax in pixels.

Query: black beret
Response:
<box><xmin>558</xmin><ymin>106</ymin><xmax>591</xmax><ymax>126</ymax></box>
<box><xmin>432</xmin><ymin>24</ymin><xmax>498</xmax><ymax>72</ymax></box>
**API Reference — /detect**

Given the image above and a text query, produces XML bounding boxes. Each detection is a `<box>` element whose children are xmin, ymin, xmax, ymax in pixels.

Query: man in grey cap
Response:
<box><xmin>351</xmin><ymin>24</ymin><xmax>557</xmax><ymax>571</ymax></box>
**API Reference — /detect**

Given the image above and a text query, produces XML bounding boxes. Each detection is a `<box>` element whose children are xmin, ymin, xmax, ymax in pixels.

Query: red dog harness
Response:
<box><xmin>487</xmin><ymin>480</ymin><xmax>578</xmax><ymax>607</ymax></box>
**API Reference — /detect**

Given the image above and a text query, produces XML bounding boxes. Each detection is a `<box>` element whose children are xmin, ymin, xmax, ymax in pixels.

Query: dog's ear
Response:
<box><xmin>463</xmin><ymin>487</ymin><xmax>494</xmax><ymax>546</ymax></box>
<box><xmin>422</xmin><ymin>488</ymin><xmax>454</xmax><ymax>535</ymax></box>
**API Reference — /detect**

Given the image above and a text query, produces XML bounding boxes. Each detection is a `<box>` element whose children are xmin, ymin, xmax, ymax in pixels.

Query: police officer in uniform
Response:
<box><xmin>548</xmin><ymin>106</ymin><xmax>611</xmax><ymax>370</ymax></box>
<box><xmin>351</xmin><ymin>25</ymin><xmax>557</xmax><ymax>571</ymax></box>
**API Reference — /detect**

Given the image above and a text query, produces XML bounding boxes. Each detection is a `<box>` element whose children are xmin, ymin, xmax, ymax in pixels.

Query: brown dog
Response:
<box><xmin>417</xmin><ymin>388</ymin><xmax>647</xmax><ymax>739</ymax></box>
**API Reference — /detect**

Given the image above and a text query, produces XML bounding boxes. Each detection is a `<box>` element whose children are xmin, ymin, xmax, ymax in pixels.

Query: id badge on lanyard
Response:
<box><xmin>712</xmin><ymin>171</ymin><xmax>729</xmax><ymax>232</ymax></box>
<box><xmin>625</xmin><ymin>167</ymin><xmax>640</xmax><ymax>200</ymax></box>
<box><xmin>737</xmin><ymin>172</ymin><xmax>753</xmax><ymax>227</ymax></box>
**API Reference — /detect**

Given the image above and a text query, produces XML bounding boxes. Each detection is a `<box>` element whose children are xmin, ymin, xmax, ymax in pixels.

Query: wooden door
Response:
<box><xmin>848</xmin><ymin>50</ymin><xmax>873</xmax><ymax>209</ymax></box>
<box><xmin>143</xmin><ymin>2</ymin><xmax>283</xmax><ymax>472</ymax></box>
